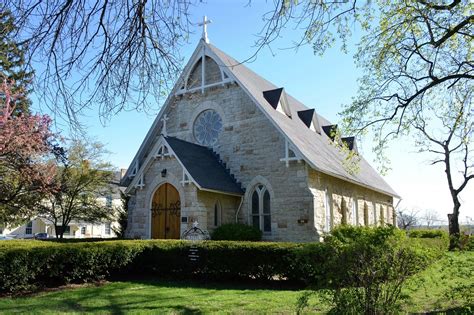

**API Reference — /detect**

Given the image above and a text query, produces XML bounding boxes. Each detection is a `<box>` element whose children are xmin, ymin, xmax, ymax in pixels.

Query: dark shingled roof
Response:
<box><xmin>297</xmin><ymin>109</ymin><xmax>315</xmax><ymax>128</ymax></box>
<box><xmin>165</xmin><ymin>137</ymin><xmax>244</xmax><ymax>195</ymax></box>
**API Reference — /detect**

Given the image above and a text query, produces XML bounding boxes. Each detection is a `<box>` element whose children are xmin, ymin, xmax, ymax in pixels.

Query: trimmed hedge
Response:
<box><xmin>211</xmin><ymin>223</ymin><xmax>262</xmax><ymax>241</ymax></box>
<box><xmin>407</xmin><ymin>229</ymin><xmax>450</xmax><ymax>251</ymax></box>
<box><xmin>0</xmin><ymin>227</ymin><xmax>440</xmax><ymax>294</ymax></box>
<box><xmin>408</xmin><ymin>229</ymin><xmax>448</xmax><ymax>239</ymax></box>
<box><xmin>0</xmin><ymin>240</ymin><xmax>326</xmax><ymax>293</ymax></box>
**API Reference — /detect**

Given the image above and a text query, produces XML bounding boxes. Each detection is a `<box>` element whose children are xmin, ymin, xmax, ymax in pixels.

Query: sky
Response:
<box><xmin>30</xmin><ymin>0</ymin><xmax>473</xmax><ymax>225</ymax></box>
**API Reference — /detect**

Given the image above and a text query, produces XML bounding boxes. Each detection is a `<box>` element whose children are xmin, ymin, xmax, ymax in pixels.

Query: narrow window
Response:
<box><xmin>380</xmin><ymin>206</ymin><xmax>385</xmax><ymax>225</ymax></box>
<box><xmin>324</xmin><ymin>189</ymin><xmax>332</xmax><ymax>232</ymax></box>
<box><xmin>26</xmin><ymin>221</ymin><xmax>33</xmax><ymax>235</ymax></box>
<box><xmin>251</xmin><ymin>190</ymin><xmax>260</xmax><ymax>230</ymax></box>
<box><xmin>251</xmin><ymin>184</ymin><xmax>271</xmax><ymax>233</ymax></box>
<box><xmin>341</xmin><ymin>198</ymin><xmax>347</xmax><ymax>225</ymax></box>
<box><xmin>363</xmin><ymin>202</ymin><xmax>369</xmax><ymax>226</ymax></box>
<box><xmin>81</xmin><ymin>226</ymin><xmax>86</xmax><ymax>235</ymax></box>
<box><xmin>214</xmin><ymin>201</ymin><xmax>221</xmax><ymax>227</ymax></box>
<box><xmin>373</xmin><ymin>203</ymin><xmax>377</xmax><ymax>225</ymax></box>
<box><xmin>351</xmin><ymin>198</ymin><xmax>358</xmax><ymax>225</ymax></box>
<box><xmin>263</xmin><ymin>190</ymin><xmax>271</xmax><ymax>232</ymax></box>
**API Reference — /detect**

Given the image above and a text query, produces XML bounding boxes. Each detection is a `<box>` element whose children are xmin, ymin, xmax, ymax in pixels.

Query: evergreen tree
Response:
<box><xmin>0</xmin><ymin>11</ymin><xmax>33</xmax><ymax>115</ymax></box>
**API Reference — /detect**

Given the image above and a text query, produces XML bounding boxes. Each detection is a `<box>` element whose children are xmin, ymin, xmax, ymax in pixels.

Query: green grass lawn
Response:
<box><xmin>0</xmin><ymin>251</ymin><xmax>472</xmax><ymax>314</ymax></box>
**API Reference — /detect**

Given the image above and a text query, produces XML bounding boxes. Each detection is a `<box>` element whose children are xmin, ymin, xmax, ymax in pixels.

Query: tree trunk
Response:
<box><xmin>448</xmin><ymin>203</ymin><xmax>460</xmax><ymax>250</ymax></box>
<box><xmin>54</xmin><ymin>225</ymin><xmax>63</xmax><ymax>239</ymax></box>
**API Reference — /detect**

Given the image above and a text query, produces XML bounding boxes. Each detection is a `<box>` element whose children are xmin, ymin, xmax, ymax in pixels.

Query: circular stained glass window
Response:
<box><xmin>193</xmin><ymin>110</ymin><xmax>223</xmax><ymax>146</ymax></box>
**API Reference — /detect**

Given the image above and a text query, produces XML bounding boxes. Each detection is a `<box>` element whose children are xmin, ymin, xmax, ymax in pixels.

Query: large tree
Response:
<box><xmin>37</xmin><ymin>140</ymin><xmax>115</xmax><ymax>239</ymax></box>
<box><xmin>411</xmin><ymin>89</ymin><xmax>472</xmax><ymax>248</ymax></box>
<box><xmin>257</xmin><ymin>0</ymin><xmax>473</xmax><ymax>240</ymax></box>
<box><xmin>0</xmin><ymin>11</ymin><xmax>34</xmax><ymax>115</ymax></box>
<box><xmin>2</xmin><ymin>0</ymin><xmax>196</xmax><ymax>126</ymax></box>
<box><xmin>0</xmin><ymin>80</ymin><xmax>60</xmax><ymax>226</ymax></box>
<box><xmin>397</xmin><ymin>208</ymin><xmax>420</xmax><ymax>230</ymax></box>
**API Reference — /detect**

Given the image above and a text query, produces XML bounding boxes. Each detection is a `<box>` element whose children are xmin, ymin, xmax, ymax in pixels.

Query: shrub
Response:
<box><xmin>0</xmin><ymin>240</ymin><xmax>144</xmax><ymax>293</ymax></box>
<box><xmin>449</xmin><ymin>233</ymin><xmax>474</xmax><ymax>251</ymax></box>
<box><xmin>298</xmin><ymin>226</ymin><xmax>437</xmax><ymax>314</ymax></box>
<box><xmin>0</xmin><ymin>239</ymin><xmax>326</xmax><ymax>293</ymax></box>
<box><xmin>407</xmin><ymin>229</ymin><xmax>449</xmax><ymax>252</ymax></box>
<box><xmin>211</xmin><ymin>223</ymin><xmax>262</xmax><ymax>241</ymax></box>
<box><xmin>408</xmin><ymin>229</ymin><xmax>448</xmax><ymax>240</ymax></box>
<box><xmin>0</xmin><ymin>227</ymin><xmax>441</xmax><ymax>295</ymax></box>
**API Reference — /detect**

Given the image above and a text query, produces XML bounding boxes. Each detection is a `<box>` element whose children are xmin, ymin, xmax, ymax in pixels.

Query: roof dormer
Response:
<box><xmin>297</xmin><ymin>109</ymin><xmax>321</xmax><ymax>134</ymax></box>
<box><xmin>322</xmin><ymin>125</ymin><xmax>338</xmax><ymax>141</ymax></box>
<box><xmin>341</xmin><ymin>136</ymin><xmax>358</xmax><ymax>153</ymax></box>
<box><xmin>263</xmin><ymin>88</ymin><xmax>291</xmax><ymax>117</ymax></box>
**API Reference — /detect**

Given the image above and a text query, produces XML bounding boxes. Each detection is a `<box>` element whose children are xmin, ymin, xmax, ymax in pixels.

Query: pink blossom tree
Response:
<box><xmin>0</xmin><ymin>79</ymin><xmax>60</xmax><ymax>225</ymax></box>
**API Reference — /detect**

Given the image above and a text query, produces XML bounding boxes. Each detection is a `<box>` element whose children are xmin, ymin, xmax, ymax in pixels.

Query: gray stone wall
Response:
<box><xmin>308</xmin><ymin>169</ymin><xmax>395</xmax><ymax>235</ymax></box>
<box><xmin>128</xmin><ymin>54</ymin><xmax>395</xmax><ymax>242</ymax></box>
<box><xmin>162</xmin><ymin>83</ymin><xmax>315</xmax><ymax>242</ymax></box>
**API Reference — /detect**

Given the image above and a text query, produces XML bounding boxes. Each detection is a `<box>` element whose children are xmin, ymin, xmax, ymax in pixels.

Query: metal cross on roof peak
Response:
<box><xmin>198</xmin><ymin>16</ymin><xmax>212</xmax><ymax>44</ymax></box>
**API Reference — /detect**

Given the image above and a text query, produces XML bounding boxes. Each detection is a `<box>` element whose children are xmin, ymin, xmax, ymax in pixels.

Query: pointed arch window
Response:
<box><xmin>214</xmin><ymin>200</ymin><xmax>222</xmax><ymax>227</ymax></box>
<box><xmin>324</xmin><ymin>189</ymin><xmax>332</xmax><ymax>233</ymax></box>
<box><xmin>251</xmin><ymin>185</ymin><xmax>271</xmax><ymax>232</ymax></box>
<box><xmin>363</xmin><ymin>202</ymin><xmax>369</xmax><ymax>226</ymax></box>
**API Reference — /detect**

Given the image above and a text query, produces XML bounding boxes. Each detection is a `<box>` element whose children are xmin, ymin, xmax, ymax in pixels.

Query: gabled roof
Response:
<box><xmin>165</xmin><ymin>137</ymin><xmax>244</xmax><ymax>195</ymax></box>
<box><xmin>208</xmin><ymin>43</ymin><xmax>399</xmax><ymax>198</ymax></box>
<box><xmin>123</xmin><ymin>40</ymin><xmax>399</xmax><ymax>198</ymax></box>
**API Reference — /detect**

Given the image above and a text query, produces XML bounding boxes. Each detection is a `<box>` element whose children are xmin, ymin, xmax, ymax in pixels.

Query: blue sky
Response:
<box><xmin>31</xmin><ymin>0</ymin><xmax>473</xmax><ymax>224</ymax></box>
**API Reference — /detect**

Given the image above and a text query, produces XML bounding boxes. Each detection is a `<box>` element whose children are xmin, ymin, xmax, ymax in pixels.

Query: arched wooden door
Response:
<box><xmin>151</xmin><ymin>183</ymin><xmax>181</xmax><ymax>239</ymax></box>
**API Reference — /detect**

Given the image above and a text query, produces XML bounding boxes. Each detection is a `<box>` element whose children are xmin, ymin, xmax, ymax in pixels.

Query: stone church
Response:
<box><xmin>122</xmin><ymin>29</ymin><xmax>399</xmax><ymax>242</ymax></box>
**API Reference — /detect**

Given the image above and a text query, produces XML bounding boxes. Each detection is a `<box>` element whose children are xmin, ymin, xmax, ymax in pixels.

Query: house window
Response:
<box><xmin>214</xmin><ymin>201</ymin><xmax>221</xmax><ymax>227</ymax></box>
<box><xmin>26</xmin><ymin>221</ymin><xmax>33</xmax><ymax>235</ymax></box>
<box><xmin>380</xmin><ymin>206</ymin><xmax>385</xmax><ymax>225</ymax></box>
<box><xmin>341</xmin><ymin>198</ymin><xmax>348</xmax><ymax>225</ymax></box>
<box><xmin>105</xmin><ymin>223</ymin><xmax>111</xmax><ymax>235</ymax></box>
<box><xmin>364</xmin><ymin>202</ymin><xmax>369</xmax><ymax>226</ymax></box>
<box><xmin>324</xmin><ymin>189</ymin><xmax>332</xmax><ymax>232</ymax></box>
<box><xmin>251</xmin><ymin>185</ymin><xmax>271</xmax><ymax>232</ymax></box>
<box><xmin>106</xmin><ymin>195</ymin><xmax>113</xmax><ymax>208</ymax></box>
<box><xmin>373</xmin><ymin>203</ymin><xmax>377</xmax><ymax>225</ymax></box>
<box><xmin>193</xmin><ymin>110</ymin><xmax>223</xmax><ymax>146</ymax></box>
<box><xmin>81</xmin><ymin>226</ymin><xmax>86</xmax><ymax>235</ymax></box>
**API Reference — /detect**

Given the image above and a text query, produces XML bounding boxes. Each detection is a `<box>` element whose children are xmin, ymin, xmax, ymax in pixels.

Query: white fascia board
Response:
<box><xmin>125</xmin><ymin>136</ymin><xmax>202</xmax><ymax>194</ymax></box>
<box><xmin>123</xmin><ymin>41</ymin><xmax>206</xmax><ymax>180</ymax></box>
<box><xmin>125</xmin><ymin>136</ymin><xmax>168</xmax><ymax>193</ymax></box>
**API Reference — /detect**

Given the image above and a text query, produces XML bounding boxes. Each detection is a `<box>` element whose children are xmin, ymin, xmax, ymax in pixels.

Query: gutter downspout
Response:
<box><xmin>394</xmin><ymin>198</ymin><xmax>402</xmax><ymax>226</ymax></box>
<box><xmin>235</xmin><ymin>196</ymin><xmax>244</xmax><ymax>223</ymax></box>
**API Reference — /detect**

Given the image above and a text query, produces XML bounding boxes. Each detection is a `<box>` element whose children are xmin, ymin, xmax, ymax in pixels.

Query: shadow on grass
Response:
<box><xmin>0</xmin><ymin>279</ymin><xmax>300</xmax><ymax>314</ymax></box>
<box><xmin>425</xmin><ymin>304</ymin><xmax>473</xmax><ymax>315</ymax></box>
<box><xmin>119</xmin><ymin>276</ymin><xmax>306</xmax><ymax>291</ymax></box>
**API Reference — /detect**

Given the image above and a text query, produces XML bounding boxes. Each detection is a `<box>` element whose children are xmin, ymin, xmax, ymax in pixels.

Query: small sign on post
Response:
<box><xmin>182</xmin><ymin>221</ymin><xmax>210</xmax><ymax>264</ymax></box>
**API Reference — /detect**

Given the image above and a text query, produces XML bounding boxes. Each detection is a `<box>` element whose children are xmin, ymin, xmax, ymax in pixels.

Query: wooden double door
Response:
<box><xmin>151</xmin><ymin>183</ymin><xmax>181</xmax><ymax>239</ymax></box>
